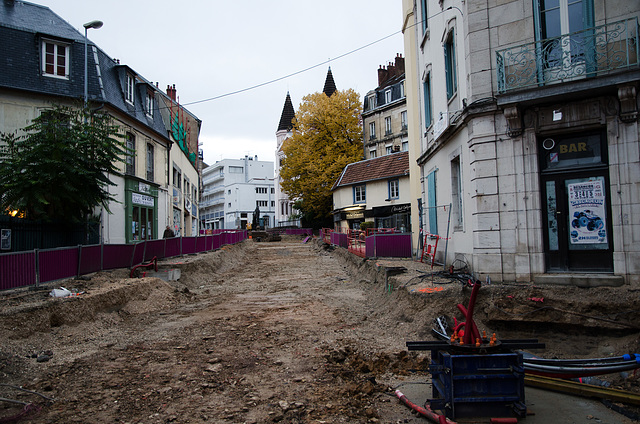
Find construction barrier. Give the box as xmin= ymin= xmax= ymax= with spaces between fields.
xmin=0 ymin=230 xmax=248 ymax=292
xmin=321 ymin=228 xmax=412 ymax=259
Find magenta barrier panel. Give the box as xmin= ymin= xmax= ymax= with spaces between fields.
xmin=78 ymin=245 xmax=102 ymax=275
xmin=131 ymin=242 xmax=145 ymax=267
xmin=196 ymin=236 xmax=207 ymax=253
xmin=0 ymin=251 xmax=36 ymax=290
xmin=39 ymin=247 xmax=78 ymax=284
xmin=366 ymin=234 xmax=412 ymax=258
xmin=286 ymin=228 xmax=312 ymax=236
xmin=144 ymin=239 xmax=166 ymax=262
xmin=165 ymin=237 xmax=181 ymax=258
xmin=182 ymin=237 xmax=197 ymax=255
xmin=211 ymin=234 xmax=221 ymax=251
xmin=330 ymin=232 xmax=348 ymax=248
xmin=103 ymin=244 xmax=135 ymax=270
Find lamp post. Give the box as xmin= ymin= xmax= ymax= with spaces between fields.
xmin=83 ymin=20 xmax=103 ymax=107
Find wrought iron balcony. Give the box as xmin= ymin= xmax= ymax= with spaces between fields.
xmin=496 ymin=18 xmax=638 ymax=94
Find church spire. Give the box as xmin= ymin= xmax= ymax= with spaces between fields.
xmin=323 ymin=67 xmax=337 ymax=97
xmin=277 ymin=91 xmax=295 ymax=132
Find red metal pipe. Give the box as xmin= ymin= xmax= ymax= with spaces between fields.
xmin=463 ymin=281 xmax=482 ymax=345
xmin=395 ymin=390 xmax=456 ymax=424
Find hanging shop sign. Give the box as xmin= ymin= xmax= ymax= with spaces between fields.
xmin=568 ymin=180 xmax=606 ymax=244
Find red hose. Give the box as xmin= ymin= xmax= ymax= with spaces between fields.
xmin=395 ymin=390 xmax=456 ymax=424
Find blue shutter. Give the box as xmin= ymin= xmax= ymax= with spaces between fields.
xmin=426 ymin=171 xmax=438 ymax=234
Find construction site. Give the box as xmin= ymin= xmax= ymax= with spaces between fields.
xmin=1 ymin=235 xmax=639 ymax=423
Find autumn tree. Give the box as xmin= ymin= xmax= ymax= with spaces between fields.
xmin=0 ymin=105 xmax=127 ymax=222
xmin=280 ymin=89 xmax=363 ymax=226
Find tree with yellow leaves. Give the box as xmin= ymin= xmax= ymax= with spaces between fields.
xmin=280 ymin=89 xmax=363 ymax=227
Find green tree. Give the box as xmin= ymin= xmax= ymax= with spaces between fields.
xmin=0 ymin=105 xmax=127 ymax=222
xmin=280 ymin=89 xmax=363 ymax=225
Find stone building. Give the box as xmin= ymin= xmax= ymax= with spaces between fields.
xmin=362 ymin=54 xmax=409 ymax=159
xmin=402 ymin=0 xmax=639 ymax=284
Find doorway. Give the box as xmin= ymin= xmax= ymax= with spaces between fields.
xmin=539 ymin=131 xmax=612 ymax=272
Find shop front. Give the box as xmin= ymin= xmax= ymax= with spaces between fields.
xmin=372 ymin=203 xmax=411 ymax=232
xmin=539 ymin=131 xmax=613 ymax=272
xmin=125 ymin=179 xmax=159 ymax=243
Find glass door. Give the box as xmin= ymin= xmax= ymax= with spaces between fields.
xmin=542 ymin=172 xmax=612 ymax=271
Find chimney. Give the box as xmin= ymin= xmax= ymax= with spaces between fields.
xmin=166 ymin=84 xmax=177 ymax=101
xmin=377 ymin=65 xmax=389 ymax=87
xmin=395 ymin=53 xmax=405 ymax=76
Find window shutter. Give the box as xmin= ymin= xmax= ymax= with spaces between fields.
xmin=426 ymin=171 xmax=438 ymax=234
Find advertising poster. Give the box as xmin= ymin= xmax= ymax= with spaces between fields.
xmin=568 ymin=180 xmax=606 ymax=244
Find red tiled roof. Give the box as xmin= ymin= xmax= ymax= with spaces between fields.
xmin=332 ymin=151 xmax=410 ymax=190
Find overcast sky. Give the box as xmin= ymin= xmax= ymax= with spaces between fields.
xmin=34 ymin=1 xmax=404 ymax=165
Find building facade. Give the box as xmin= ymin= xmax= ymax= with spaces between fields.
xmin=0 ymin=1 xmax=200 ymax=243
xmin=403 ymin=0 xmax=639 ymax=284
xmin=362 ymin=54 xmax=409 ymax=159
xmin=200 ymin=157 xmax=275 ymax=230
xmin=332 ymin=151 xmax=411 ymax=232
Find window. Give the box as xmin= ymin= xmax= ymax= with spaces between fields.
xmin=444 ymin=31 xmax=457 ymax=100
xmin=534 ymin=0 xmax=594 ymax=68
xmin=42 ymin=40 xmax=69 ymax=78
xmin=402 ymin=140 xmax=408 ymax=151
xmin=146 ymin=143 xmax=154 ymax=181
xmin=385 ymin=89 xmax=392 ymax=104
xmin=420 ymin=0 xmax=428 ymax=35
xmin=389 ymin=179 xmax=399 ymax=199
xmin=369 ymin=122 xmax=376 ymax=140
xmin=125 ymin=132 xmax=135 ymax=175
xmin=354 ymin=184 xmax=366 ymax=203
xmin=256 ymin=187 xmax=268 ymax=194
xmin=423 ymin=73 xmax=433 ymax=128
xmin=400 ymin=82 xmax=405 ymax=98
xmin=256 ymin=200 xmax=268 ymax=207
xmin=145 ymin=91 xmax=154 ymax=116
xmin=271 ymin=188 xmax=275 ymax=194
xmin=368 ymin=94 xmax=376 ymax=110
xmin=125 ymin=74 xmax=135 ymax=104
xmin=173 ymin=167 xmax=181 ymax=188
xmin=401 ymin=111 xmax=407 ymax=130
xmin=229 ymin=166 xmax=244 ymax=174
xmin=271 ymin=201 xmax=275 ymax=207
xmin=369 ymin=149 xmax=377 ymax=159
xmin=386 ymin=144 xmax=393 ymax=155
xmin=451 ymin=155 xmax=463 ymax=230
xmin=385 ymin=117 xmax=392 ymax=135
xmin=426 ymin=170 xmax=437 ymax=234
xmin=228 ymin=189 xmax=231 ymax=194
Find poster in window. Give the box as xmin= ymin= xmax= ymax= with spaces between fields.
xmin=568 ymin=180 xmax=606 ymax=244
xmin=1 ymin=229 xmax=10 ymax=250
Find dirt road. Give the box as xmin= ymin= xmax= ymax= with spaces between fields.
xmin=1 ymin=236 xmax=639 ymax=423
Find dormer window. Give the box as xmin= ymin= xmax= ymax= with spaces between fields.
xmin=42 ymin=40 xmax=69 ymax=79
xmin=368 ymin=94 xmax=376 ymax=110
xmin=125 ymin=74 xmax=135 ymax=104
xmin=385 ymin=89 xmax=392 ymax=104
xmin=145 ymin=91 xmax=154 ymax=117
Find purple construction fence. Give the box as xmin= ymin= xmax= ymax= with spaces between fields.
xmin=365 ymin=233 xmax=412 ymax=258
xmin=0 ymin=230 xmax=247 ymax=291
xmin=330 ymin=232 xmax=348 ymax=248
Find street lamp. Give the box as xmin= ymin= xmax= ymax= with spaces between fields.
xmin=83 ymin=20 xmax=103 ymax=106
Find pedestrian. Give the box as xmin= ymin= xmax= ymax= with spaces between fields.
xmin=163 ymin=225 xmax=175 ymax=238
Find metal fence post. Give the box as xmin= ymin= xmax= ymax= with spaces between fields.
xmin=34 ymin=248 xmax=40 ymax=287
xmin=77 ymin=244 xmax=82 ymax=278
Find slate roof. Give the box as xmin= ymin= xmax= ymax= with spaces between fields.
xmin=277 ymin=92 xmax=295 ymax=132
xmin=323 ymin=67 xmax=336 ymax=97
xmin=332 ymin=151 xmax=409 ymax=190
xmin=0 ymin=1 xmax=182 ymax=141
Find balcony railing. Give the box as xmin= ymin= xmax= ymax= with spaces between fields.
xmin=496 ymin=18 xmax=638 ymax=94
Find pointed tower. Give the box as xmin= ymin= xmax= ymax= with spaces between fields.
xmin=275 ymin=92 xmax=296 ymax=227
xmin=323 ymin=67 xmax=337 ymax=97
xmin=277 ymin=92 xmax=295 ymax=133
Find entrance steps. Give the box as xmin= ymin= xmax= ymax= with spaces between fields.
xmin=533 ymin=273 xmax=624 ymax=287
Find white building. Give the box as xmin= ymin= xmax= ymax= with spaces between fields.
xmin=402 ymin=0 xmax=639 ymax=285
xmin=275 ymin=92 xmax=297 ymax=227
xmin=200 ymin=156 xmax=275 ymax=230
